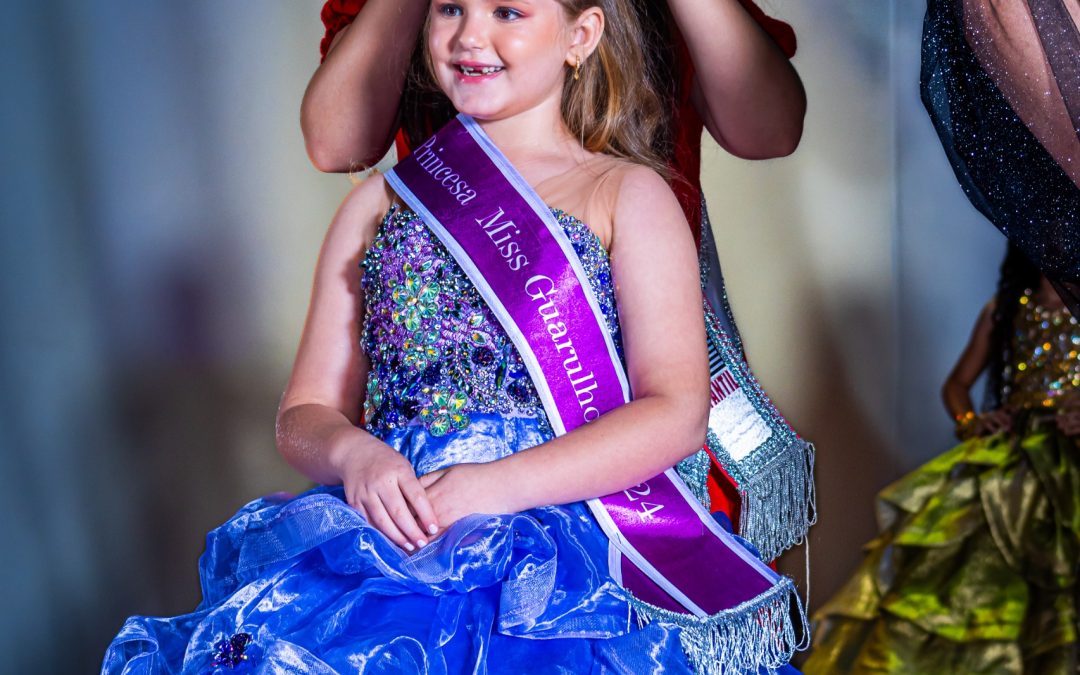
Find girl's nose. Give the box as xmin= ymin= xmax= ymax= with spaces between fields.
xmin=456 ymin=13 xmax=488 ymax=50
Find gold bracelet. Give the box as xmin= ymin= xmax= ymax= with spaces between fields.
xmin=954 ymin=410 xmax=977 ymax=439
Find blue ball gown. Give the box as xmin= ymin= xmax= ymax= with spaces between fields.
xmin=102 ymin=207 xmax=796 ymax=674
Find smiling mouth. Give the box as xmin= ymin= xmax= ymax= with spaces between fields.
xmin=456 ymin=64 xmax=505 ymax=77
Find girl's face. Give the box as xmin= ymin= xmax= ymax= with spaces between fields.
xmin=427 ymin=1 xmax=579 ymax=122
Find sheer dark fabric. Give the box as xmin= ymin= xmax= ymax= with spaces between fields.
xmin=922 ymin=0 xmax=1080 ymax=314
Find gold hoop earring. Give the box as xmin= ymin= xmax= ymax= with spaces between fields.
xmin=573 ymin=56 xmax=581 ymax=82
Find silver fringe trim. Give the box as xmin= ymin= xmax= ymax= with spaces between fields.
xmin=675 ymin=448 xmax=713 ymax=511
xmin=631 ymin=575 xmax=809 ymax=674
xmin=737 ymin=439 xmax=817 ymax=564
xmin=701 ymin=298 xmax=816 ymax=561
xmin=696 ymin=195 xmax=817 ymax=560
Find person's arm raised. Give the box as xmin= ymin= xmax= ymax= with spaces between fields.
xmin=276 ymin=176 xmax=439 ymax=550
xmin=301 ymin=1 xmax=429 ymax=172
xmin=419 ymin=166 xmax=710 ymax=527
xmin=668 ymin=0 xmax=806 ymax=159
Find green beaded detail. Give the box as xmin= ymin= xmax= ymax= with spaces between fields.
xmin=419 ymin=389 xmax=470 ymax=436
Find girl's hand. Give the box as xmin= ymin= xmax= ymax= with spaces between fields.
xmin=1056 ymin=404 xmax=1080 ymax=436
xmin=339 ymin=439 xmax=439 ymax=552
xmin=419 ymin=463 xmax=514 ymax=535
xmin=974 ymin=408 xmax=1013 ymax=437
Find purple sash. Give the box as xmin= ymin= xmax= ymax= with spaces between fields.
xmin=385 ymin=115 xmax=804 ymax=669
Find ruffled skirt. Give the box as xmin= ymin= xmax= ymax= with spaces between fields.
xmin=805 ymin=413 xmax=1080 ymax=674
xmin=102 ymin=416 xmax=698 ymax=674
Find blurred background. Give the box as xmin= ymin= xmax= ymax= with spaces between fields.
xmin=0 ymin=1 xmax=1005 ymax=672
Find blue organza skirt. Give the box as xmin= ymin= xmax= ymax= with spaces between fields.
xmin=103 ymin=416 xmax=695 ymax=674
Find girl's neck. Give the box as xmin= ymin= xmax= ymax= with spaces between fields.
xmin=475 ymin=101 xmax=583 ymax=167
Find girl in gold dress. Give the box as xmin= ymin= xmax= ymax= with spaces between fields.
xmin=807 ymin=245 xmax=1080 ymax=673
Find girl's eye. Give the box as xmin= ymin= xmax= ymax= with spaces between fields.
xmin=493 ymin=7 xmax=524 ymax=21
xmin=437 ymin=3 xmax=463 ymax=17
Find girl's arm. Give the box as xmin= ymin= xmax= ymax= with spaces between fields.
xmin=420 ymin=167 xmax=710 ymax=526
xmin=668 ymin=0 xmax=806 ymax=159
xmin=276 ymin=176 xmax=439 ymax=550
xmin=942 ymin=301 xmax=1011 ymax=436
xmin=942 ymin=302 xmax=994 ymax=417
xmin=301 ymin=1 xmax=428 ymax=172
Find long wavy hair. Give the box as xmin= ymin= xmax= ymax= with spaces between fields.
xmin=401 ymin=0 xmax=673 ymax=176
xmin=985 ymin=244 xmax=1043 ymax=409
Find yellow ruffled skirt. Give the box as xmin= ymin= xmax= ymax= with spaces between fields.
xmin=805 ymin=413 xmax=1080 ymax=674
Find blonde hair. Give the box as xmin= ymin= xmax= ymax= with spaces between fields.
xmin=400 ymin=0 xmax=671 ymax=177
xmin=557 ymin=0 xmax=670 ymax=176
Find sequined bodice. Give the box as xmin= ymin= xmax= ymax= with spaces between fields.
xmin=360 ymin=206 xmax=621 ymax=437
xmin=1003 ymin=290 xmax=1080 ymax=409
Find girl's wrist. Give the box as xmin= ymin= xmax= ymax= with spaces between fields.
xmin=327 ymin=424 xmax=375 ymax=479
xmin=954 ymin=410 xmax=978 ymax=440
xmin=488 ymin=454 xmax=537 ymax=513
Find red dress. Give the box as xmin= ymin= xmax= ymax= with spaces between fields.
xmin=317 ymin=0 xmax=797 ymax=527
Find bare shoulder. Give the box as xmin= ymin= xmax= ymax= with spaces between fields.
xmin=612 ymin=163 xmax=673 ymax=200
xmin=323 ymin=173 xmax=395 ymax=259
xmin=609 ymin=163 xmax=688 ymax=246
xmin=337 ymin=174 xmax=394 ymax=233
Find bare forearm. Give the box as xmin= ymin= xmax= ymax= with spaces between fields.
xmin=275 ymin=402 xmax=374 ymax=485
xmin=494 ymin=395 xmax=708 ymax=512
xmin=301 ymin=0 xmax=429 ymax=172
xmin=668 ymin=0 xmax=806 ymax=158
xmin=942 ymin=379 xmax=976 ymax=419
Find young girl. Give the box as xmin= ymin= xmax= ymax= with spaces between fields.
xmin=303 ymin=0 xmax=809 ymax=538
xmin=805 ymin=245 xmax=1080 ymax=673
xmin=102 ymin=1 xmax=804 ymax=673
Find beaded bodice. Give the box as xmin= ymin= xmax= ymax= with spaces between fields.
xmin=1003 ymin=290 xmax=1080 ymax=409
xmin=360 ymin=206 xmax=621 ymax=437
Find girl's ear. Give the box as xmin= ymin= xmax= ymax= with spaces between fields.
xmin=566 ymin=7 xmax=604 ymax=67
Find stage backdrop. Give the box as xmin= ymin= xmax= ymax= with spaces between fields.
xmin=700 ymin=0 xmax=1003 ymax=616
xmin=0 ymin=1 xmax=1003 ymax=672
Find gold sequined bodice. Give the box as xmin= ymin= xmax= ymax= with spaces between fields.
xmin=1003 ymin=290 xmax=1080 ymax=409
